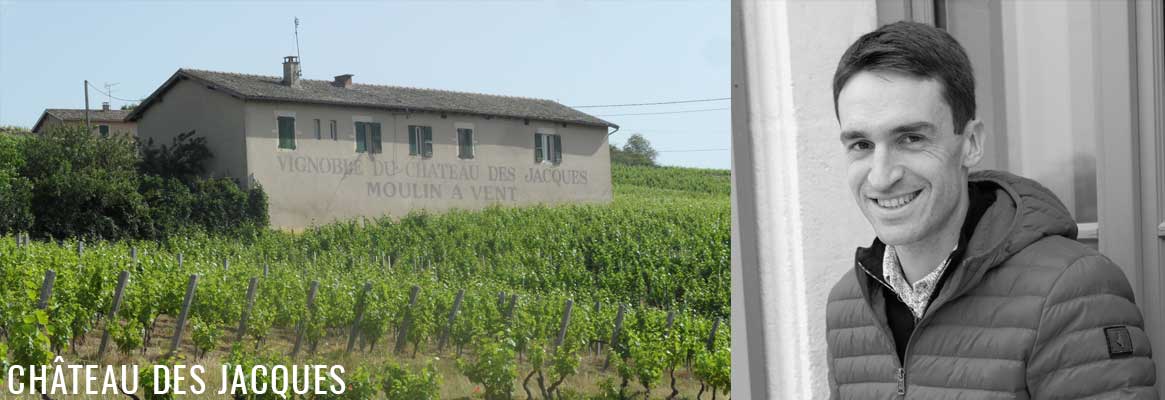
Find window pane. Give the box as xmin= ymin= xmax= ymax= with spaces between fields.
xmin=991 ymin=3 xmax=1100 ymax=223
xmin=314 ymin=119 xmax=321 ymax=140
xmin=552 ymin=135 xmax=562 ymax=163
xmin=459 ymin=128 xmax=473 ymax=159
xmin=422 ymin=127 xmax=433 ymax=157
xmin=278 ymin=117 xmax=295 ymax=149
xmin=99 ymin=125 xmax=109 ymax=138
xmin=409 ymin=126 xmax=418 ymax=155
xmin=330 ymin=120 xmax=337 ymax=140
xmin=370 ymin=123 xmax=382 ymax=154
xmin=355 ymin=122 xmax=366 ymax=153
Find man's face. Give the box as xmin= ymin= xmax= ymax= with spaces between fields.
xmin=836 ymin=70 xmax=981 ymax=247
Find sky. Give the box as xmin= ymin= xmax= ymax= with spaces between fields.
xmin=0 ymin=0 xmax=730 ymax=169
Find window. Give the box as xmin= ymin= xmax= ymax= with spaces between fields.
xmin=408 ymin=125 xmax=433 ymax=158
xmin=277 ymin=116 xmax=296 ymax=149
xmin=534 ymin=133 xmax=562 ymax=164
xmin=355 ymin=122 xmax=383 ymax=153
xmin=98 ymin=125 xmax=109 ymax=138
xmin=314 ymin=119 xmax=321 ymax=140
xmin=457 ymin=127 xmax=474 ymax=159
xmin=329 ymin=120 xmax=337 ymax=140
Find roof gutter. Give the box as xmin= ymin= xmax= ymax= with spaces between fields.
xmin=607 ymin=125 xmax=620 ymax=137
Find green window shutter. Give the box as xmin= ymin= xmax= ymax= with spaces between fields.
xmin=355 ymin=122 xmax=367 ymax=152
xmin=99 ymin=125 xmax=109 ymax=138
xmin=422 ymin=127 xmax=433 ymax=157
xmin=552 ymin=135 xmax=562 ymax=163
xmin=534 ymin=133 xmax=544 ymax=162
xmin=370 ymin=123 xmax=382 ymax=154
xmin=409 ymin=126 xmax=419 ymax=155
xmin=278 ymin=116 xmax=296 ymax=149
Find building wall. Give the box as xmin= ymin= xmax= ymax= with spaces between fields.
xmin=242 ymin=101 xmax=612 ymax=228
xmin=36 ymin=117 xmax=137 ymax=137
xmin=732 ymin=1 xmax=877 ymax=398
xmin=135 ymin=78 xmax=248 ymax=182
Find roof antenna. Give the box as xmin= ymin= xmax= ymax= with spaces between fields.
xmin=103 ymin=82 xmax=119 ymax=105
xmin=294 ymin=17 xmax=303 ymax=78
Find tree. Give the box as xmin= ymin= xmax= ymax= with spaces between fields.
xmin=622 ymin=134 xmax=658 ymax=163
xmin=120 ymin=103 xmax=138 ymax=111
xmin=610 ymin=134 xmax=657 ymax=167
xmin=137 ymin=130 xmax=213 ymax=184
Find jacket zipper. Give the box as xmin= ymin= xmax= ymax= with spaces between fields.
xmin=861 ymin=253 xmax=990 ymax=399
xmin=857 ymin=261 xmax=908 ymax=397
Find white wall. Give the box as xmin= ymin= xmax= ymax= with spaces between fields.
xmin=242 ymin=101 xmax=612 ymax=228
xmin=732 ymin=1 xmax=876 ymax=398
xmin=135 ymin=78 xmax=249 ymax=182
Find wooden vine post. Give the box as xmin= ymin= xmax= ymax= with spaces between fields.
xmin=291 ymin=281 xmax=320 ymax=358
xmin=555 ymin=299 xmax=574 ymax=350
xmin=235 ymin=277 xmax=260 ymax=342
xmin=394 ymin=285 xmax=421 ymax=354
xmin=168 ymin=274 xmax=199 ymax=357
xmin=98 ymin=271 xmax=130 ymax=357
xmin=346 ymin=282 xmax=373 ymax=354
xmin=504 ymin=294 xmax=519 ymax=326
xmin=37 ymin=270 xmax=56 ymax=310
xmin=603 ymin=304 xmax=627 ymax=371
xmin=437 ymin=289 xmax=465 ymax=351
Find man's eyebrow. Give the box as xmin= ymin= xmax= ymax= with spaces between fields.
xmin=839 ymin=130 xmax=866 ymax=142
xmin=889 ymin=122 xmax=936 ymax=134
xmin=840 ymin=122 xmax=937 ymax=142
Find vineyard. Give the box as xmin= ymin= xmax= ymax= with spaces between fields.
xmin=0 ymin=163 xmax=731 ymax=399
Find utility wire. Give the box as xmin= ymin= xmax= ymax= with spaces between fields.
xmin=595 ymin=107 xmax=730 ymax=117
xmin=657 ymin=148 xmax=730 ymax=153
xmin=87 ymin=81 xmax=144 ymax=103
xmin=571 ymin=97 xmax=729 ymax=108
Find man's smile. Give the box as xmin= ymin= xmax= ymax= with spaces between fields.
xmin=869 ymin=188 xmax=924 ymax=210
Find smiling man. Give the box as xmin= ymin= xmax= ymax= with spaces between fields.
xmin=824 ymin=22 xmax=1157 ymax=399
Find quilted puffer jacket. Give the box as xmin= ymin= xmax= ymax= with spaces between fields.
xmin=826 ymin=170 xmax=1157 ymax=399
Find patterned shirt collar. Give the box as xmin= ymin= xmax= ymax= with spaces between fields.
xmin=882 ymin=243 xmax=959 ymax=319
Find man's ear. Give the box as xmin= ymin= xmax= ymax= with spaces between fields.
xmin=960 ymin=119 xmax=984 ymax=168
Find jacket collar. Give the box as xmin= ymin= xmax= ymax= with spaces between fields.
xmin=854 ymin=170 xmax=1078 ymax=304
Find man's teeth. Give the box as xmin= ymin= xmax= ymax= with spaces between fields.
xmin=876 ymin=191 xmax=918 ymax=209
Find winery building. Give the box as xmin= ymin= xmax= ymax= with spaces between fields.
xmin=32 ymin=103 xmax=136 ymax=137
xmin=127 ymin=57 xmax=617 ymax=228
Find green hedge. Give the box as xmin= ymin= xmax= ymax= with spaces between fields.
xmin=1 ymin=125 xmax=267 ymax=240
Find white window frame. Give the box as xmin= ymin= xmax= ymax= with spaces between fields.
xmin=409 ymin=125 xmax=434 ymax=158
xmin=535 ymin=128 xmax=561 ymax=164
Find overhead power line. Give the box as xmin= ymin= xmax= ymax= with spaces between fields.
xmin=87 ymin=81 xmax=144 ymax=103
xmin=595 ymin=107 xmax=730 ymax=117
xmin=571 ymin=97 xmax=730 ymax=108
xmin=656 ymin=148 xmax=730 ymax=153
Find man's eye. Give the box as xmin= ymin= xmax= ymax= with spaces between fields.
xmin=901 ymin=134 xmax=924 ymax=144
xmin=849 ymin=141 xmax=872 ymax=151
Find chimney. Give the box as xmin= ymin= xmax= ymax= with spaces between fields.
xmin=282 ymin=56 xmax=301 ymax=87
xmin=101 ymin=102 xmax=110 ymax=111
xmin=332 ymin=74 xmax=354 ymax=88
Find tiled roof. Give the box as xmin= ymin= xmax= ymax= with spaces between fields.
xmin=129 ymin=68 xmax=616 ymax=129
xmin=44 ymin=109 xmax=130 ymax=122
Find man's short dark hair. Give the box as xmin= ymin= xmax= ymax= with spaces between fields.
xmin=832 ymin=21 xmax=976 ymax=135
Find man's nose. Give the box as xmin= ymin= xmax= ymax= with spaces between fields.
xmin=866 ymin=148 xmax=903 ymax=192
